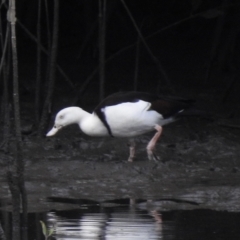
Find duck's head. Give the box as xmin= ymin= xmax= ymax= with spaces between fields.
xmin=46 ymin=107 xmax=84 ymax=137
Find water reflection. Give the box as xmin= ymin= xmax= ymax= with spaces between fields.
xmin=47 ymin=203 xmax=162 ymax=239
xmin=1 ymin=198 xmax=240 ymax=239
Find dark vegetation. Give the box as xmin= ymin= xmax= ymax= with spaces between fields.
xmin=0 ymin=0 xmax=240 ymax=239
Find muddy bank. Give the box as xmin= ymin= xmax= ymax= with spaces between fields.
xmin=1 ymin=118 xmax=240 ymax=212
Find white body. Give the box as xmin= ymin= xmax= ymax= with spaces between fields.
xmin=46 ymin=100 xmax=174 ymax=138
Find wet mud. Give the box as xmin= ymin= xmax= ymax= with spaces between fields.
xmin=1 ymin=117 xmax=240 ymax=212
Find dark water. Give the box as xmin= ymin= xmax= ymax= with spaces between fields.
xmin=1 ymin=198 xmax=240 ymax=240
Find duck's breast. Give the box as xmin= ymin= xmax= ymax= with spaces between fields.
xmin=80 ymin=114 xmax=109 ymax=137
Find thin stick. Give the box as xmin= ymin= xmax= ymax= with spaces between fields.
xmin=98 ymin=0 xmax=107 ymax=101
xmin=0 ymin=25 xmax=9 ymax=75
xmin=8 ymin=0 xmax=26 ymax=239
xmin=44 ymin=0 xmax=51 ymax=49
xmin=35 ymin=0 xmax=42 ymax=124
xmin=38 ymin=0 xmax=59 ymax=135
xmin=120 ymin=0 xmax=171 ymax=91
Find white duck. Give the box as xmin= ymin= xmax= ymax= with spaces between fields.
xmin=46 ymin=91 xmax=194 ymax=162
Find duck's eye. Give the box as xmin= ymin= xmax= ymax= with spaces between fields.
xmin=59 ymin=115 xmax=64 ymax=119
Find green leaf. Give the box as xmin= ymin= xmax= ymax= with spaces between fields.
xmin=48 ymin=228 xmax=54 ymax=237
xmin=40 ymin=221 xmax=47 ymax=237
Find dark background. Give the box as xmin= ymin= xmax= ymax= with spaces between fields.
xmin=3 ymin=0 xmax=240 ymax=117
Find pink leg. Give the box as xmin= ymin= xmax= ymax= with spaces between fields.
xmin=128 ymin=139 xmax=136 ymax=162
xmin=146 ymin=125 xmax=163 ymax=161
xmin=151 ymin=210 xmax=162 ymax=224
